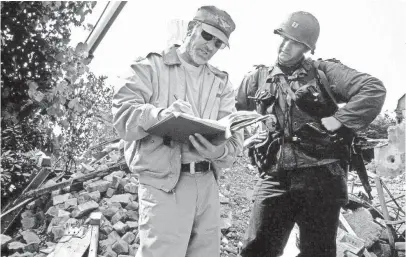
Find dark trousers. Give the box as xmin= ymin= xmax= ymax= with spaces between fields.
xmin=241 ymin=164 xmax=347 ymax=257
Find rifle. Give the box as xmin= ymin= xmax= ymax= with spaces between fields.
xmin=316 ymin=67 xmax=373 ymax=200
xmin=350 ymin=137 xmax=373 ymax=200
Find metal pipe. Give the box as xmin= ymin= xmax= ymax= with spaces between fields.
xmin=85 ymin=1 xmax=127 ymax=57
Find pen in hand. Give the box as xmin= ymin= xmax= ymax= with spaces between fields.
xmin=173 ymin=94 xmax=178 ymax=101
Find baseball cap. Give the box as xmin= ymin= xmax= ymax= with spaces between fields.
xmin=193 ymin=6 xmax=236 ymax=47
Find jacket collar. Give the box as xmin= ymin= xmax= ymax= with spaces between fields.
xmin=162 ymin=44 xmax=182 ymax=65
xmin=161 ymin=44 xmax=227 ymax=80
xmin=266 ymin=58 xmax=311 ymax=82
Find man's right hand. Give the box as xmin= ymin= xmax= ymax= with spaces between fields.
xmin=159 ymin=99 xmax=194 ymax=119
xmin=244 ymin=131 xmax=268 ymax=148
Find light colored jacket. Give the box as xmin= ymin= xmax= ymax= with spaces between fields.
xmin=112 ymin=45 xmax=243 ymax=192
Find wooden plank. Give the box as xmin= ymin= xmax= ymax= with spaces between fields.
xmin=1 ymin=167 xmax=51 ymax=234
xmin=339 ymin=211 xmax=374 ymax=257
xmin=374 ymin=176 xmax=396 ymax=256
xmin=51 ymin=226 xmax=92 ymax=257
xmin=87 ymin=225 xmax=99 ymax=257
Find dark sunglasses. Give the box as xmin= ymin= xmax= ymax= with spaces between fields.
xmin=200 ymin=30 xmax=226 ymax=49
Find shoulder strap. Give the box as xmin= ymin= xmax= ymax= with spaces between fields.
xmin=315 ymin=66 xmax=339 ymax=106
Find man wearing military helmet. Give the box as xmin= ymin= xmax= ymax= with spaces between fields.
xmin=113 ymin=5 xmax=243 ymax=257
xmin=236 ymin=11 xmax=386 ymax=257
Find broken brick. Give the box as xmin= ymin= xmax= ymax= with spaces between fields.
xmin=112 ymin=239 xmax=129 ymax=255
xmin=1 ymin=234 xmax=12 ymax=247
xmin=110 ymin=194 xmax=132 ymax=205
xmin=106 ymin=188 xmax=116 ymax=198
xmin=8 ymin=241 xmax=26 ymax=251
xmin=111 ymin=209 xmax=127 ymax=225
xmin=85 ymin=180 xmax=111 ymax=193
xmin=126 ymin=221 xmax=138 ymax=230
xmin=51 ymin=226 xmax=65 ymax=242
xmin=121 ymin=232 xmax=135 ymax=244
xmin=125 ymin=202 xmax=139 ymax=211
xmin=64 ymin=198 xmax=78 ymax=208
xmin=71 ymin=200 xmax=99 ymax=218
xmin=21 ymin=231 xmax=41 ymax=245
xmin=126 ymin=210 xmax=138 ymax=221
xmin=104 ymin=246 xmax=118 ymax=257
xmin=113 ymin=221 xmax=129 ymax=235
xmin=53 ymin=193 xmax=71 ymax=205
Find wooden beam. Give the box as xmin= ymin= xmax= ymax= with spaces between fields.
xmin=374 ymin=176 xmax=396 ymax=256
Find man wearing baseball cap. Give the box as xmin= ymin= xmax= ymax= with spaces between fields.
xmin=112 ymin=5 xmax=242 ymax=257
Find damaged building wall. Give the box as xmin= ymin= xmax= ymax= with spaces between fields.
xmin=375 ymin=95 xmax=406 ymax=177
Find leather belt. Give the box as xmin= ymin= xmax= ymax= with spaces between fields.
xmin=181 ymin=161 xmax=212 ymax=173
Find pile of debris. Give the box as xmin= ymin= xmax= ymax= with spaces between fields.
xmin=1 ymin=169 xmax=141 ymax=257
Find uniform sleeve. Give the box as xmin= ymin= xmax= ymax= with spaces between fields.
xmin=235 ymin=69 xmax=259 ymax=111
xmin=317 ymin=60 xmax=386 ymax=131
xmin=212 ymin=80 xmax=244 ymax=169
xmin=112 ymin=56 xmax=164 ymax=142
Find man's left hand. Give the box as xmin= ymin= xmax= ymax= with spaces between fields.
xmin=321 ymin=116 xmax=342 ymax=132
xmin=189 ymin=133 xmax=227 ymax=160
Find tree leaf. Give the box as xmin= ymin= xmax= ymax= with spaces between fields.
xmin=68 ymin=98 xmax=79 ymax=109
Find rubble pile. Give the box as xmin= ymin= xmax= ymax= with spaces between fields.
xmin=1 ymin=170 xmax=141 ymax=257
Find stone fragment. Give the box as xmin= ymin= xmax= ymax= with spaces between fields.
xmin=85 ymin=180 xmax=111 ymax=193
xmin=8 ymin=241 xmax=26 ymax=251
xmin=21 ymin=231 xmax=41 ymax=244
xmin=1 ymin=234 xmax=12 ymax=247
xmin=58 ymin=209 xmax=71 ymax=218
xmin=9 ymin=253 xmax=34 ymax=257
xmin=343 ymin=207 xmax=383 ymax=248
xmin=110 ymin=176 xmax=121 ymax=189
xmin=53 ymin=193 xmax=71 ymax=205
xmin=121 ymin=232 xmax=135 ymax=244
xmin=126 ymin=221 xmax=138 ymax=230
xmin=106 ymin=188 xmax=116 ymax=198
xmin=112 ymin=239 xmax=129 ymax=255
xmin=51 ymin=226 xmax=65 ymax=241
xmin=113 ymin=221 xmax=129 ymax=235
xmin=100 ymin=238 xmax=117 ymax=254
xmin=104 ymin=246 xmax=118 ymax=257
xmin=111 ymin=170 xmax=126 ymax=178
xmin=125 ymin=201 xmax=139 ymax=211
xmin=109 ymin=231 xmax=122 ymax=241
xmin=124 ymin=183 xmax=138 ymax=194
xmin=220 ymin=211 xmax=233 ymax=232
xmin=72 ymin=200 xmax=99 ymax=218
xmin=89 ymin=191 xmax=101 ymax=202
xmin=64 ymin=198 xmax=78 ymax=208
xmin=21 ymin=216 xmax=37 ymax=230
xmin=45 ymin=206 xmax=59 ymax=218
xmin=101 ymin=225 xmax=114 ymax=236
xmin=111 ymin=209 xmax=127 ymax=224
xmin=24 ymin=242 xmax=39 ymax=253
xmin=126 ymin=210 xmax=138 ymax=221
xmin=110 ymin=194 xmax=132 ymax=205
xmin=100 ymin=205 xmax=120 ymax=219
xmin=128 ymin=244 xmax=139 ymax=256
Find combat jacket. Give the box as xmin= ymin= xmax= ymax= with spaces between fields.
xmin=113 ymin=45 xmax=243 ymax=192
xmin=236 ymin=58 xmax=386 ymax=170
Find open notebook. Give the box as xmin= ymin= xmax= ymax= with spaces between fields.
xmin=146 ymin=111 xmax=273 ymax=143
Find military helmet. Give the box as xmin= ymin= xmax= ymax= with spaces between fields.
xmin=274 ymin=11 xmax=320 ymax=54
